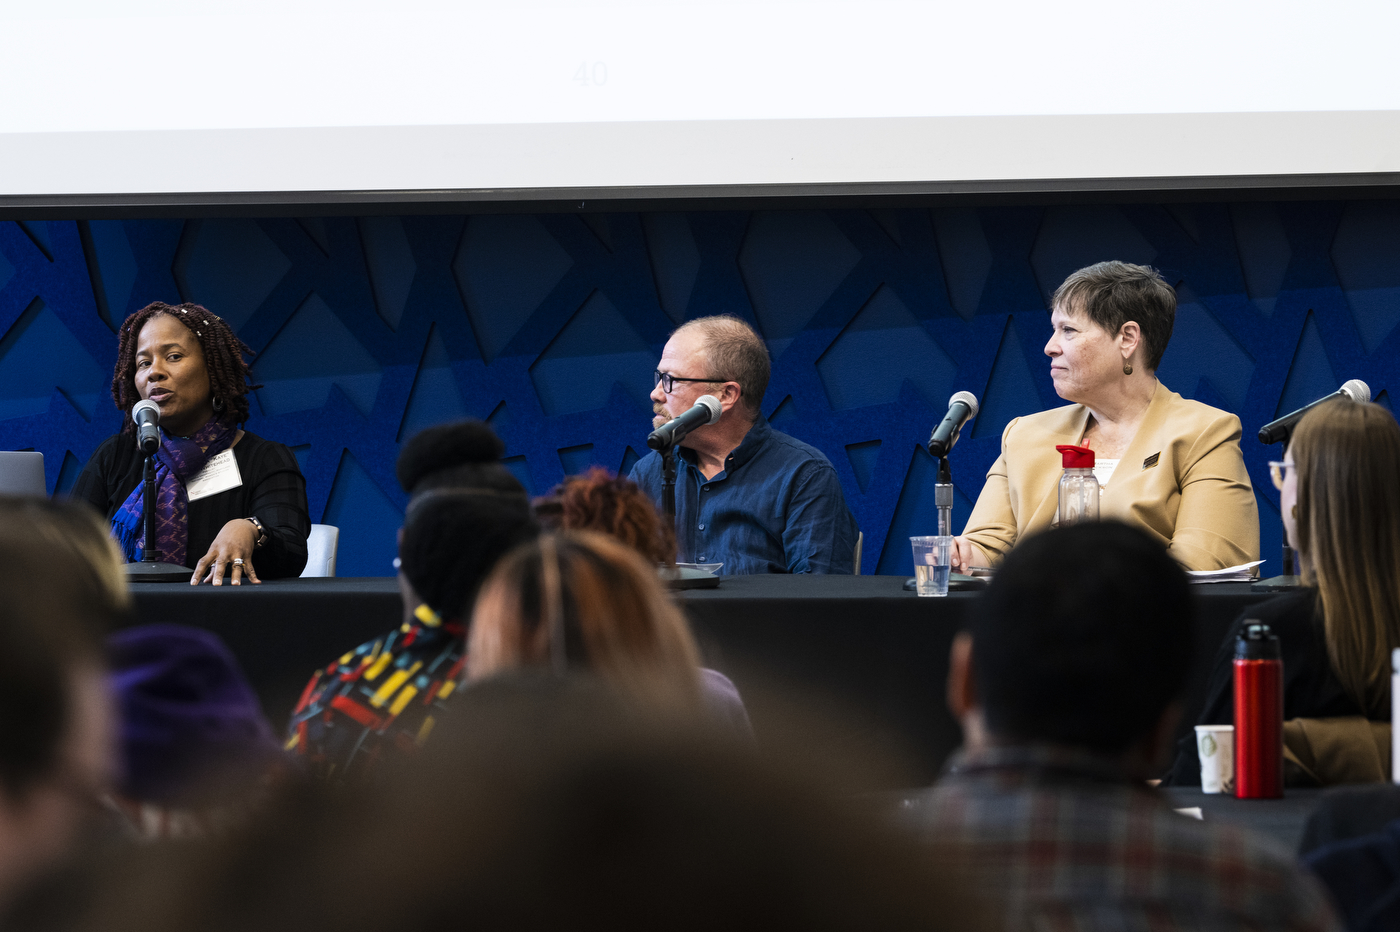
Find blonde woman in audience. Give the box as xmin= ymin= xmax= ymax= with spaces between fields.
xmin=1170 ymin=399 xmax=1400 ymax=784
xmin=532 ymin=470 xmax=754 ymax=733
xmin=468 ymin=531 xmax=703 ymax=709
xmin=15 ymin=498 xmax=130 ymax=615
xmin=0 ymin=499 xmax=120 ymax=912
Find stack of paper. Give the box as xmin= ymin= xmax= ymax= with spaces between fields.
xmin=1186 ymin=560 xmax=1266 ymax=584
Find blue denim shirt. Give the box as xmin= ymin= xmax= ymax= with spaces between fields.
xmin=630 ymin=415 xmax=858 ymax=575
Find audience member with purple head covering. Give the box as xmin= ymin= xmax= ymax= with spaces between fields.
xmin=107 ymin=625 xmax=286 ymax=838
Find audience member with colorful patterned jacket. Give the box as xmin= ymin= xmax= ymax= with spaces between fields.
xmin=286 ymin=421 xmax=538 ymax=782
xmin=288 ymin=604 xmax=469 ymax=781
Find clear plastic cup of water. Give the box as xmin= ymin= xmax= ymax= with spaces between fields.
xmin=910 ymin=536 xmax=954 ymax=597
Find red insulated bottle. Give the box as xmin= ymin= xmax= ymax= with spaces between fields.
xmin=1233 ymin=622 xmax=1283 ymax=799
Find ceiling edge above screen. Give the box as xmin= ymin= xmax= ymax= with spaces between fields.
xmin=7 ymin=173 xmax=1400 ymax=221
xmin=4 ymin=111 xmax=1400 ymax=213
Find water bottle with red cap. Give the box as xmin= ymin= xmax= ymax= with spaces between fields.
xmin=1055 ymin=444 xmax=1099 ymax=526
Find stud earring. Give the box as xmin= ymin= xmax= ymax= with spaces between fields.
xmin=1123 ymin=363 xmax=1133 ymax=375
xmin=1292 ymin=505 xmax=1298 ymax=519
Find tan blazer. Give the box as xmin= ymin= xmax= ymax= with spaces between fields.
xmin=962 ymin=382 xmax=1259 ymax=571
xmin=1284 ymin=717 xmax=1392 ymax=787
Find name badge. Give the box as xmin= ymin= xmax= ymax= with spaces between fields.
xmin=185 ymin=450 xmax=243 ymax=502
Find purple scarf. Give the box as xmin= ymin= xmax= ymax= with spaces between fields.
xmin=113 ymin=418 xmax=238 ymax=567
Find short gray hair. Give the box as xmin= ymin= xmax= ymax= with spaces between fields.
xmin=674 ymin=315 xmax=770 ymax=418
xmin=1051 ymin=261 xmax=1176 ymax=370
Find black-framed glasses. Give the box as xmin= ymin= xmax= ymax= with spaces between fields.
xmin=654 ymin=370 xmax=727 ymax=393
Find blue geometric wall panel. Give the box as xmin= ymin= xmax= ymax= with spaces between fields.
xmin=1 ymin=202 xmax=1395 ymax=577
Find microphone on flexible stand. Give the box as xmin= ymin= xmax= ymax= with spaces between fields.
xmin=649 ymin=395 xmax=722 ymax=526
xmin=648 ymin=395 xmax=722 ymax=450
xmin=1253 ymin=379 xmax=1370 ymax=593
xmin=904 ymin=391 xmax=982 ymax=593
xmin=1257 ymin=379 xmax=1370 ymax=445
xmin=930 ymin=391 xmax=979 ymax=538
xmin=124 ymin=399 xmax=191 ymax=583
xmin=927 ymin=391 xmax=980 ymax=459
xmin=132 ymin=399 xmax=162 ymax=454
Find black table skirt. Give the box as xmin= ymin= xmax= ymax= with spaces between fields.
xmin=126 ymin=578 xmax=403 ymax=730
xmin=127 ymin=576 xmax=1279 ymax=784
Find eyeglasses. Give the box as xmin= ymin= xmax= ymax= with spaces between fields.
xmin=654 ymin=370 xmax=727 ymax=394
xmin=1267 ymin=461 xmax=1295 ymax=491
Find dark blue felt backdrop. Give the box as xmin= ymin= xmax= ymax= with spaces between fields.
xmin=0 ymin=203 xmax=1395 ymax=576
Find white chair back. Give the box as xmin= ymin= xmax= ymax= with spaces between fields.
xmin=0 ymin=452 xmax=44 ymax=496
xmin=302 ymin=524 xmax=340 ymax=577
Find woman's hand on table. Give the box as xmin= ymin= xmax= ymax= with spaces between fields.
xmin=951 ymin=537 xmax=988 ymax=576
xmin=192 ymin=520 xmax=261 ymax=586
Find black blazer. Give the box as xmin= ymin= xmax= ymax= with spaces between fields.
xmin=72 ymin=429 xmax=310 ymax=578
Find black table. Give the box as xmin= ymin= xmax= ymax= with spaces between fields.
xmin=128 ymin=576 xmax=1280 ymax=784
xmin=680 ymin=577 xmax=1272 ymax=782
xmin=126 ymin=578 xmax=402 ymax=728
xmin=1163 ymin=787 xmax=1323 ymax=851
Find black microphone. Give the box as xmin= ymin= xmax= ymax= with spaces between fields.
xmin=1258 ymin=379 xmax=1370 ymax=445
xmin=132 ymin=399 xmax=161 ymax=454
xmin=648 ymin=395 xmax=722 ymax=450
xmin=927 ymin=391 xmax=980 ymax=458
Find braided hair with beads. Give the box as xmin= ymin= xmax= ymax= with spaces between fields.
xmin=111 ymin=302 xmax=259 ymax=431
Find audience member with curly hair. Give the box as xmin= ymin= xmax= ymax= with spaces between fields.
xmin=72 ymin=302 xmax=310 ymax=583
xmin=535 ymin=467 xmax=676 ymax=565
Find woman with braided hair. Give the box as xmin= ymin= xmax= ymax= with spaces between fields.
xmin=72 ymin=302 xmax=310 ymax=583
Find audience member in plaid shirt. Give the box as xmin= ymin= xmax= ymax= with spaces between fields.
xmin=286 ymin=422 xmax=538 ymax=782
xmin=915 ymin=522 xmax=1340 ymax=932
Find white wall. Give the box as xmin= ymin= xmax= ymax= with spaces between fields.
xmin=3 ymin=0 xmax=1397 ymax=195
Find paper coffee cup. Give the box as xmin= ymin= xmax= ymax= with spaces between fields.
xmin=1196 ymin=724 xmax=1235 ymax=794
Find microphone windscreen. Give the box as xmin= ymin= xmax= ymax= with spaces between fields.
xmin=1341 ymin=379 xmax=1371 ymax=403
xmin=696 ymin=395 xmax=722 ymax=424
xmin=132 ymin=399 xmax=161 ymax=424
xmin=948 ymin=390 xmax=980 ymax=419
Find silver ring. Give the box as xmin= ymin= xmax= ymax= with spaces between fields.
xmin=232 ymin=558 xmax=245 ymax=566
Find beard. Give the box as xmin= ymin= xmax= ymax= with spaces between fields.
xmin=652 ymin=409 xmax=669 ymax=430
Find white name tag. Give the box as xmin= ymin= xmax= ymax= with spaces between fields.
xmin=185 ymin=449 xmax=243 ymax=502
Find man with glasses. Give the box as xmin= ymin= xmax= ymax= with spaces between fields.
xmin=630 ymin=315 xmax=857 ymax=575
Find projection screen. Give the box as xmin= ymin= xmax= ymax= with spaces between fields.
xmin=2 ymin=0 xmax=1398 ymax=205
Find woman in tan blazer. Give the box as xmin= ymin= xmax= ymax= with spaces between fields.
xmin=956 ymin=261 xmax=1259 ymax=573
